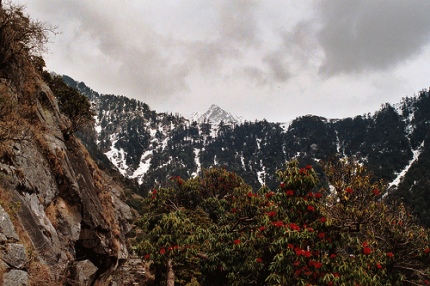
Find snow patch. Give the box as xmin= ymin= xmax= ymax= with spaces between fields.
xmin=192 ymin=148 xmax=201 ymax=177
xmin=279 ymin=120 xmax=293 ymax=131
xmin=388 ymin=141 xmax=424 ymax=190
xmin=131 ymin=149 xmax=153 ymax=184
xmin=257 ymin=162 xmax=266 ymax=186
xmin=105 ymin=138 xmax=129 ymax=176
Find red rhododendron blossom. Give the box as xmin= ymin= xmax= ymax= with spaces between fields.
xmin=295 ymin=248 xmax=304 ymax=256
xmin=318 ymin=232 xmax=325 ymax=239
xmin=160 ymin=248 xmax=166 ymax=255
xmin=247 ymin=192 xmax=253 ymax=197
xmin=363 ymin=247 xmax=372 ymax=255
xmin=234 ymin=239 xmax=241 ymax=245
xmin=272 ymin=221 xmax=284 ymax=227
xmin=309 ymin=260 xmax=322 ymax=269
xmin=289 ymin=223 xmax=301 ymax=231
xmin=315 ymin=193 xmax=322 ymax=199
xmin=306 ymin=165 xmax=313 ymax=170
xmin=362 ymin=241 xmax=369 ymax=247
xmin=330 ymin=254 xmax=336 ymax=259
xmin=256 ymin=258 xmax=263 ymax=263
xmin=308 ymin=192 xmax=314 ymax=198
xmin=267 ymin=211 xmax=276 ymax=217
xmin=152 ymin=189 xmax=157 ymax=195
xmin=288 ymin=244 xmax=295 ymax=249
xmin=373 ymin=189 xmax=381 ymax=196
xmin=259 ymin=226 xmax=266 ymax=232
xmin=286 ymin=190 xmax=294 ymax=196
xmin=319 ymin=217 xmax=327 ymax=223
xmin=295 ymin=248 xmax=311 ymax=257
xmin=144 ymin=254 xmax=150 ymax=260
xmin=303 ymin=250 xmax=312 ymax=258
xmin=173 ymin=245 xmax=179 ymax=250
xmin=387 ymin=252 xmax=394 ymax=258
xmin=299 ymin=168 xmax=307 ymax=175
xmin=376 ymin=263 xmax=382 ymax=269
xmin=307 ymin=205 xmax=315 ymax=212
xmin=345 ymin=188 xmax=353 ymax=194
xmin=280 ymin=182 xmax=285 ymax=188
xmin=424 ymin=247 xmax=430 ymax=254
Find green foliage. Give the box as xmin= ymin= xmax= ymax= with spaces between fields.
xmin=45 ymin=75 xmax=94 ymax=136
xmin=135 ymin=160 xmax=430 ymax=285
xmin=324 ymin=159 xmax=430 ymax=284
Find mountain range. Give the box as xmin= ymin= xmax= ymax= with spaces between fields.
xmin=62 ymin=75 xmax=430 ymax=227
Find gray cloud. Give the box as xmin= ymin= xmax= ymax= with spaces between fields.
xmin=18 ymin=0 xmax=430 ymax=122
xmin=217 ymin=0 xmax=259 ymax=47
xmin=68 ymin=2 xmax=191 ymax=101
xmin=185 ymin=1 xmax=260 ymax=75
xmin=258 ymin=21 xmax=320 ymax=84
xmin=70 ymin=0 xmax=263 ymax=102
xmin=316 ymin=0 xmax=430 ymax=75
xmin=262 ymin=51 xmax=291 ymax=82
xmin=20 ymin=0 xmax=192 ymax=104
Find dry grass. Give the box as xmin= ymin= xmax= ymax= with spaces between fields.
xmin=28 ymin=260 xmax=56 ymax=286
xmin=0 ymin=186 xmax=20 ymax=218
xmin=33 ymin=131 xmax=65 ymax=179
xmin=0 ymin=261 xmax=5 ymax=284
xmin=44 ymin=201 xmax=57 ymax=228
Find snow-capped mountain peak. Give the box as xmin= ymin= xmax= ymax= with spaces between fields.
xmin=191 ymin=104 xmax=244 ymax=124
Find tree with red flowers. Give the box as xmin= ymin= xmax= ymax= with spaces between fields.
xmin=135 ymin=160 xmax=430 ymax=285
xmin=322 ymin=159 xmax=430 ymax=285
xmin=135 ymin=168 xmax=249 ymax=285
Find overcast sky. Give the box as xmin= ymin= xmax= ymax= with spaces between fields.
xmin=16 ymin=0 xmax=430 ymax=122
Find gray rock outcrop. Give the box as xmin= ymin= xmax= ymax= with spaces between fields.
xmin=0 ymin=42 xmax=132 ymax=286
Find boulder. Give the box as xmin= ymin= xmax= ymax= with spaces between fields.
xmin=3 ymin=269 xmax=28 ymax=286
xmin=0 ymin=205 xmax=18 ymax=241
xmin=0 ymin=243 xmax=27 ymax=269
xmin=73 ymin=259 xmax=98 ymax=286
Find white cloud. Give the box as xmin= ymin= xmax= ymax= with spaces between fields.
xmin=16 ymin=0 xmax=430 ymax=122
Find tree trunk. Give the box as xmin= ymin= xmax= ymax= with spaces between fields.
xmin=166 ymin=257 xmax=175 ymax=286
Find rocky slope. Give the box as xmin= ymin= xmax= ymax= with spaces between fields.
xmin=0 ymin=5 xmax=133 ymax=285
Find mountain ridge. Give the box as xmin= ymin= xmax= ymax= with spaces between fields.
xmin=64 ymin=75 xmax=430 ymax=227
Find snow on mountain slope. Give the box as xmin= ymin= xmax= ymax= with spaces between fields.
xmin=388 ymin=141 xmax=424 ymax=190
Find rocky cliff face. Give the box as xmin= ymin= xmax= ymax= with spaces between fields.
xmin=0 ymin=38 xmax=132 ymax=286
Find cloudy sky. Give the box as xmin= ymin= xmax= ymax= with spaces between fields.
xmin=16 ymin=0 xmax=430 ymax=122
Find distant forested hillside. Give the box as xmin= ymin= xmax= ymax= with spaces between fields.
xmin=66 ymin=76 xmax=430 ymax=226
